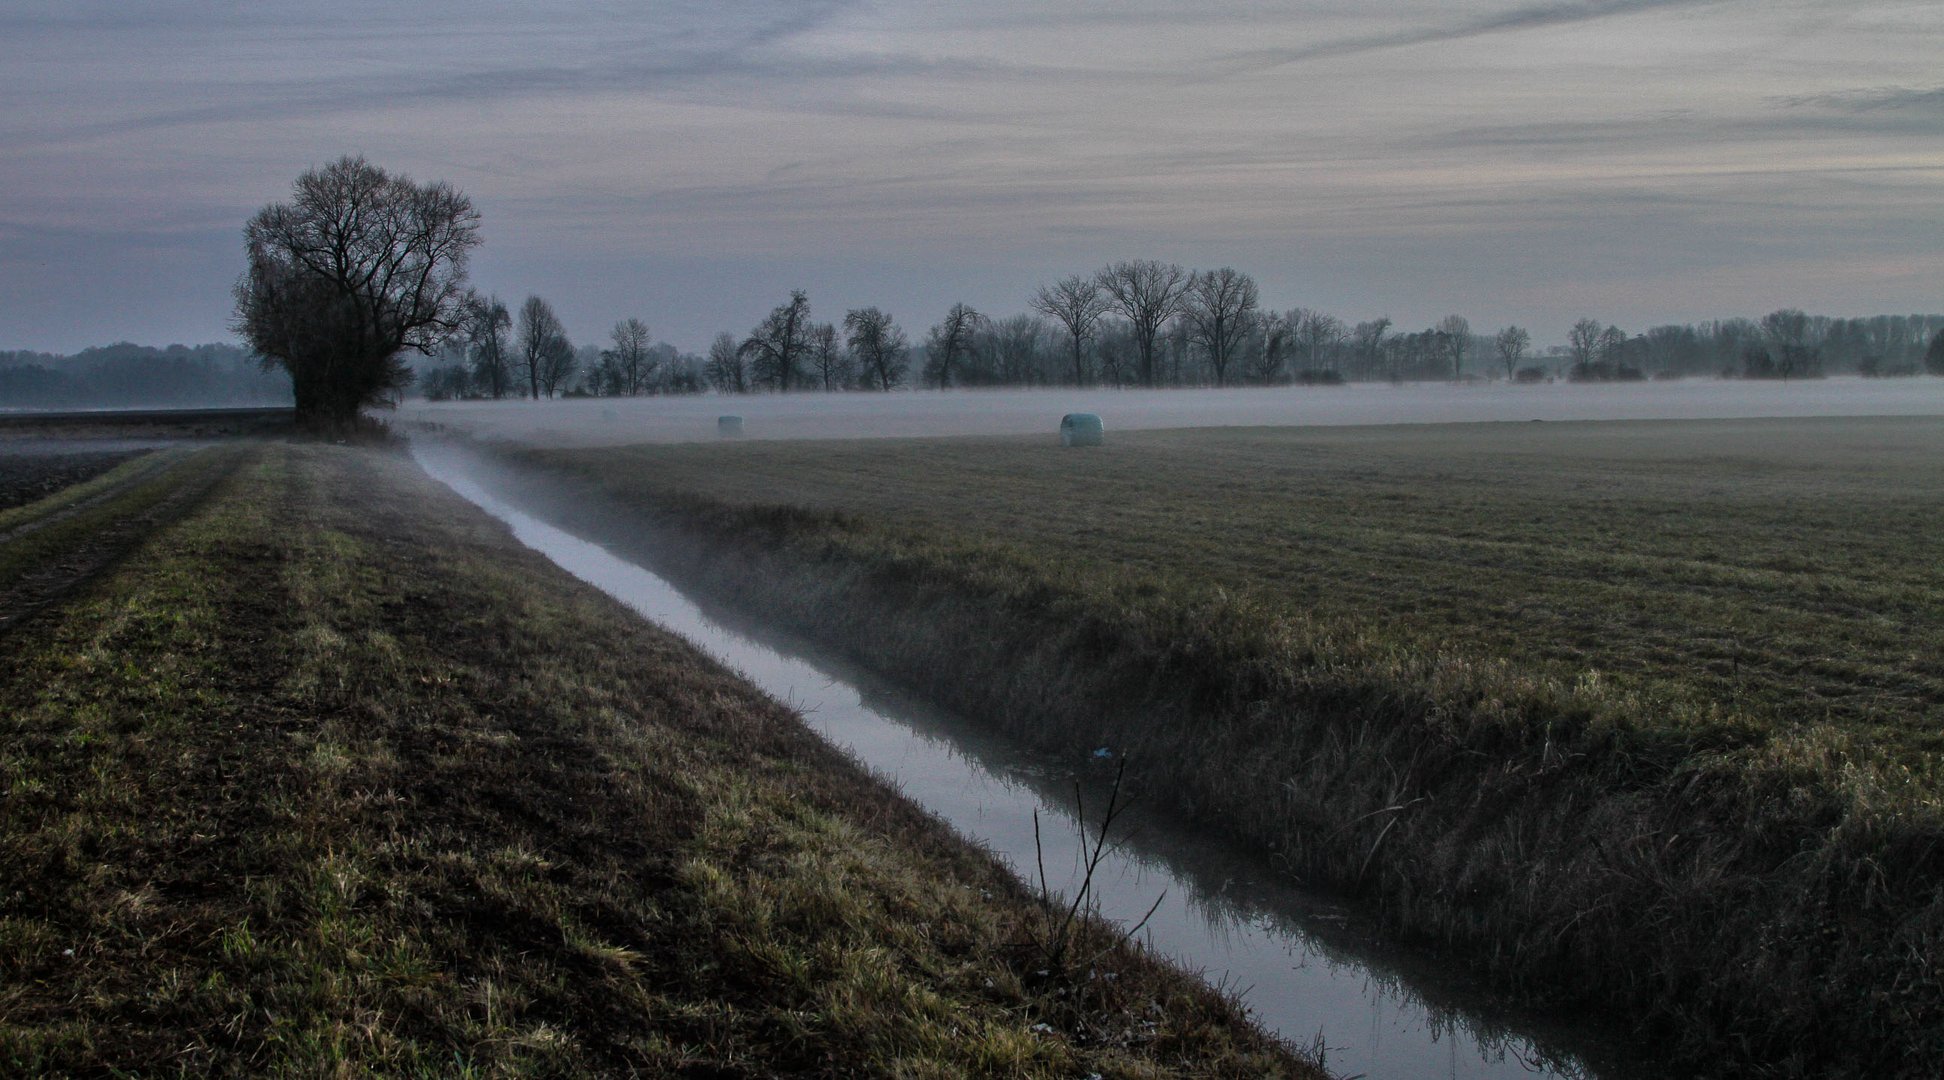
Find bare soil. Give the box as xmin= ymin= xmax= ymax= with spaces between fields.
xmin=0 ymin=450 xmax=235 ymax=634
xmin=0 ymin=447 xmax=151 ymax=511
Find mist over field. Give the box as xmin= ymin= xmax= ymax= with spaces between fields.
xmin=404 ymin=376 xmax=1944 ymax=447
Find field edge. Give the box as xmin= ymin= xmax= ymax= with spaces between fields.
xmin=485 ymin=436 xmax=1944 ymax=1080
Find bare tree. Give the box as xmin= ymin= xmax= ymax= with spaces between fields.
xmin=1182 ymin=267 xmax=1259 ymax=387
xmin=516 ymin=295 xmax=574 ymax=399
xmin=1163 ymin=319 xmax=1193 ymax=385
xmin=925 ymin=302 xmax=986 ymax=389
xmin=1296 ymin=310 xmax=1346 ymax=375
xmin=233 ymin=156 xmax=480 ymax=424
xmin=1494 ymin=325 xmax=1530 ymax=379
xmin=1095 ymin=320 xmax=1133 ymax=386
xmin=465 ymin=294 xmax=513 ymax=399
xmin=1568 ymin=318 xmax=1603 ymax=374
xmin=807 ymin=321 xmax=849 ymax=390
xmin=706 ymin=331 xmax=747 ymax=393
xmin=601 ymin=317 xmax=656 ymax=395
xmin=740 ymin=290 xmax=812 ymax=391
xmin=1928 ymin=328 xmax=1944 ymax=376
xmin=1710 ymin=317 xmax=1761 ymax=372
xmin=1761 ymin=308 xmax=1819 ymax=378
xmin=844 ymin=307 xmax=909 ymax=391
xmin=1031 ymin=275 xmax=1110 ymax=386
xmin=1250 ymin=310 xmax=1293 ymax=384
xmin=1644 ymin=324 xmax=1690 ymax=375
xmin=987 ymin=314 xmax=1047 ymax=385
xmin=1761 ymin=308 xmax=1811 ymax=353
xmin=1351 ymin=317 xmax=1391 ymax=381
xmin=1597 ymin=325 xmax=1628 ymax=367
xmin=1096 ymin=260 xmax=1190 ymax=387
xmin=1436 ymin=314 xmax=1471 ymax=379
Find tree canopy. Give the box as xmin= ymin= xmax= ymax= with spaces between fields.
xmin=233 ymin=156 xmax=480 ymax=424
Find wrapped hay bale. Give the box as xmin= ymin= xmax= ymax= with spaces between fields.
xmin=1059 ymin=412 xmax=1103 ymax=447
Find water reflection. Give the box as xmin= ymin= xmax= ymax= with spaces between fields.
xmin=415 ymin=440 xmax=1640 ymax=1080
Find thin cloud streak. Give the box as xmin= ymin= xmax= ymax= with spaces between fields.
xmin=1204 ymin=0 xmax=1725 ymax=78
xmin=1772 ymin=84 xmax=1944 ymax=113
xmin=0 ymin=49 xmax=1051 ymax=150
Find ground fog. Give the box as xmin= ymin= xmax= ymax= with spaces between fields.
xmin=403 ymin=377 xmax=1944 ymax=448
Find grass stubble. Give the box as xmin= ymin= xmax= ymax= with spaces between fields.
xmin=499 ymin=416 xmax=1944 ymax=1078
xmin=0 ymin=442 xmax=1311 ymax=1077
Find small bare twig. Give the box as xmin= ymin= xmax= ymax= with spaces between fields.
xmin=1031 ymin=758 xmax=1161 ymax=974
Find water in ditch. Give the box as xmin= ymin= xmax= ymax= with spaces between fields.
xmin=414 ymin=441 xmax=1644 ymax=1080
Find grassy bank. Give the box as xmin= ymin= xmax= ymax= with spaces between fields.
xmin=501 ymin=417 xmax=1944 ymax=1077
xmin=0 ymin=442 xmax=1311 ymax=1076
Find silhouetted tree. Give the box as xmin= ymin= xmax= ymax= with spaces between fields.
xmin=465 ymin=295 xmax=513 ymax=399
xmin=1437 ymin=315 xmax=1471 ymax=379
xmin=1183 ymin=268 xmax=1258 ymax=387
xmin=1928 ymin=329 xmax=1944 ymax=376
xmin=1567 ymin=318 xmax=1602 ymax=374
xmin=233 ymin=156 xmax=480 ymax=424
xmin=1761 ymin=308 xmax=1820 ymax=379
xmin=740 ymin=291 xmax=812 ymax=391
xmin=1598 ymin=325 xmax=1627 ymax=366
xmin=1295 ymin=310 xmax=1345 ymax=376
xmin=1351 ymin=317 xmax=1391 ymax=381
xmin=1097 ymin=260 xmax=1190 ymax=387
xmin=985 ymin=314 xmax=1047 ymax=385
xmin=706 ymin=331 xmax=747 ymax=393
xmin=925 ymin=303 xmax=986 ymax=388
xmin=844 ymin=307 xmax=909 ymax=391
xmin=807 ymin=322 xmax=849 ymax=390
xmin=602 ymin=317 xmax=655 ymax=395
xmin=1250 ymin=310 xmax=1293 ymax=384
xmin=516 ymin=295 xmax=573 ymax=398
xmin=1494 ymin=325 xmax=1529 ymax=379
xmin=1031 ymin=275 xmax=1110 ymax=386
xmin=1644 ymin=324 xmax=1692 ymax=375
xmin=420 ymin=363 xmax=472 ymax=401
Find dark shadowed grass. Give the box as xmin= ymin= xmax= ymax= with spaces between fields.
xmin=0 ymin=443 xmax=1312 ymax=1077
xmin=499 ymin=415 xmax=1944 ymax=1078
xmin=0 ymin=448 xmax=153 ymax=512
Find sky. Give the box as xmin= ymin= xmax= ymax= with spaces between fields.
xmin=2 ymin=0 xmax=1939 ymax=356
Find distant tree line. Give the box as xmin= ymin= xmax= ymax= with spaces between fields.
xmin=414 ymin=294 xmax=708 ymax=401
xmin=657 ymin=261 xmax=1944 ymax=395
xmin=15 ymin=179 xmax=1944 ymax=416
xmin=0 ymin=343 xmax=290 ymax=410
xmin=1547 ymin=310 xmax=1944 ymax=384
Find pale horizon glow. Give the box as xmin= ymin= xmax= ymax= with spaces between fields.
xmin=400 ymin=376 xmax=1944 ymax=447
xmin=2 ymin=1 xmax=1940 ymax=356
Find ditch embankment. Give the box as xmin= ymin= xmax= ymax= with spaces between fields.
xmin=487 ymin=436 xmax=1944 ymax=1080
xmin=0 ymin=441 xmax=1313 ymax=1076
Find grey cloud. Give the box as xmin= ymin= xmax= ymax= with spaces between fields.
xmin=1205 ymin=0 xmax=1726 ymax=78
xmin=1426 ymin=103 xmax=1944 ymax=153
xmin=1771 ymin=84 xmax=1944 ymax=114
xmin=1 ymin=42 xmax=1038 ymax=150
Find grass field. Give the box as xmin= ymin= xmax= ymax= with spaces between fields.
xmin=504 ymin=414 xmax=1944 ymax=1077
xmin=0 ymin=441 xmax=1310 ymax=1076
xmin=532 ymin=416 xmax=1944 ymax=751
